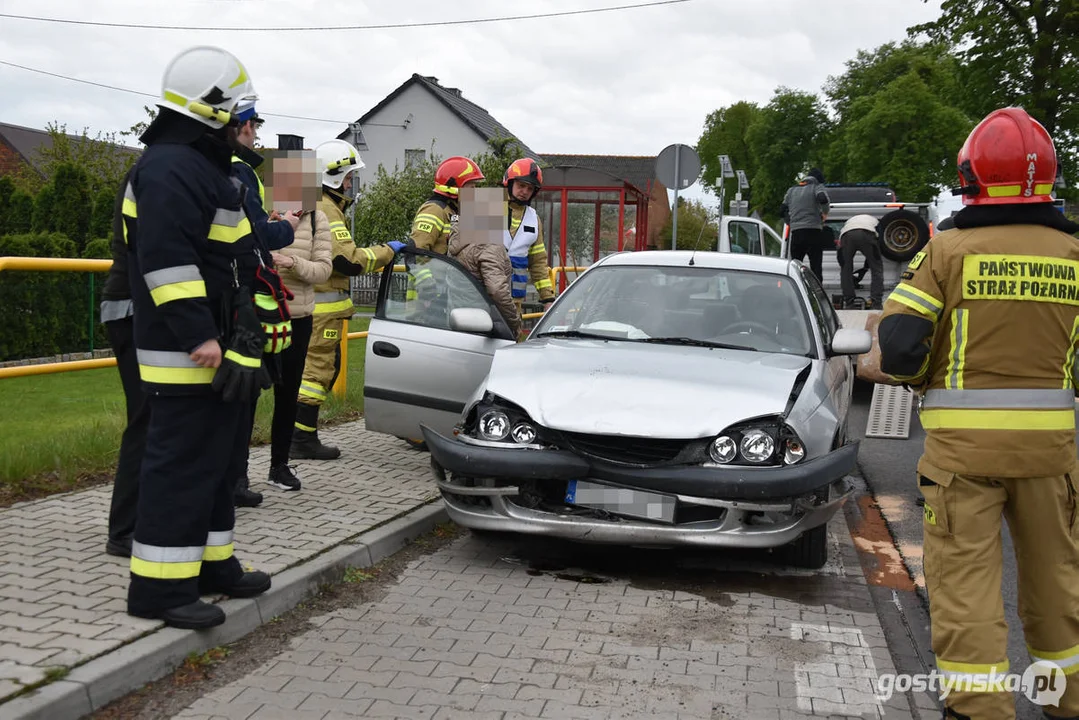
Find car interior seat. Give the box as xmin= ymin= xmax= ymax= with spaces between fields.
xmin=738 ymin=284 xmax=792 ymax=333
xmin=703 ymin=302 xmax=739 ymax=337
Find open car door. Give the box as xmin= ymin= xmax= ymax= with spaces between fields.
xmin=363 ymin=248 xmax=518 ymax=441
xmin=718 ymin=216 xmax=787 ymax=258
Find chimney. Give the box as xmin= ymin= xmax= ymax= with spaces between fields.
xmin=446 ymin=88 xmax=462 ymax=98
xmin=278 ymin=134 xmax=304 ymax=151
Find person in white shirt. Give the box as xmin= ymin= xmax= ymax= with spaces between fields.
xmin=838 ymin=214 xmax=883 ymax=308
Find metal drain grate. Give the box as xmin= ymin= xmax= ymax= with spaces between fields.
xmin=865 ymin=384 xmax=914 ymax=439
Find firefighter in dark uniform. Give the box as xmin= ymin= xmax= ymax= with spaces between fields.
xmin=879 ymin=107 xmax=1079 ymax=719
xmin=101 ymin=164 xmax=146 ymax=559
xmin=124 ymin=46 xmax=272 ymax=630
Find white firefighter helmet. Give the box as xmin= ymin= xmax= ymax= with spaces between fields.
xmin=159 ymin=46 xmax=257 ymax=129
xmin=316 ymin=139 xmax=365 ymax=189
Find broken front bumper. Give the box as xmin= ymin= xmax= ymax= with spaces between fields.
xmin=420 ymin=425 xmax=859 ymax=549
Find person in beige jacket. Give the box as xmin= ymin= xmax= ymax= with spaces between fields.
xmin=261 ymin=153 xmax=334 ymax=492
xmin=447 ymin=221 xmax=523 ymax=338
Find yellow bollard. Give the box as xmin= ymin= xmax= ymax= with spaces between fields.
xmin=332 ymin=318 xmax=349 ymax=399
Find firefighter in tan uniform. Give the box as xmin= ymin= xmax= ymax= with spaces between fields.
xmin=879 ymin=107 xmax=1079 ymax=720
xmin=502 ymin=158 xmax=555 ymax=311
xmin=405 ymin=156 xmax=486 ymax=300
xmin=291 ymin=140 xmax=406 ymax=460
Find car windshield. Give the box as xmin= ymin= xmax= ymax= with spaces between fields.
xmin=532 ymin=264 xmax=814 ymax=356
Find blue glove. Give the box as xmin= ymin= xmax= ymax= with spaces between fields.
xmin=388 ymin=241 xmax=407 ymax=253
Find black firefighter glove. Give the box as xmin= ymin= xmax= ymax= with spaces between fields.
xmin=212 ymin=288 xmax=273 ymax=403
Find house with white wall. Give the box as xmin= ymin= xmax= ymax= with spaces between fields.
xmin=337 ymin=74 xmax=540 ymax=189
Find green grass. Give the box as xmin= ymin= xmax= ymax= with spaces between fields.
xmin=0 ymin=316 xmax=370 ymax=489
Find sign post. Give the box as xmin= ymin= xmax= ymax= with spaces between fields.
xmin=655 ymin=144 xmax=701 ymax=251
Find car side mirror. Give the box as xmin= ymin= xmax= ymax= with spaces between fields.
xmin=829 ymin=327 xmax=872 ymax=356
xmin=449 ymin=307 xmax=494 ymax=334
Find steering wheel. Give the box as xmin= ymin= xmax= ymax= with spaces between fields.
xmin=724 ymin=320 xmax=776 ymax=335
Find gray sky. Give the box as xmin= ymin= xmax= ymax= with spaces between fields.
xmin=0 ymin=0 xmax=956 ymax=212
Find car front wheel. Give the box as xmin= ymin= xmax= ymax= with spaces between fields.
xmin=780 ymin=524 xmax=828 ymax=569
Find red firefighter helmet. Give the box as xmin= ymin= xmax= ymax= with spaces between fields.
xmin=433 ymin=156 xmax=484 ymax=198
xmin=503 ymin=158 xmax=543 ymax=192
xmin=954 ymin=107 xmax=1058 ymax=206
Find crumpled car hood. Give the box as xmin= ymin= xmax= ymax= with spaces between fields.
xmin=483 ymin=338 xmax=812 ymax=439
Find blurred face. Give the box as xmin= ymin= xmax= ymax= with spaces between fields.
xmin=458 ymin=186 xmax=505 ymax=244
xmin=265 ymin=150 xmax=322 ymax=214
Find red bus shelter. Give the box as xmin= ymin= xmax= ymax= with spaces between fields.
xmin=530 ymin=161 xmax=661 ymax=292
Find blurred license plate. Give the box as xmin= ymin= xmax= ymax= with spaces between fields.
xmin=564 ymin=480 xmax=676 ymax=524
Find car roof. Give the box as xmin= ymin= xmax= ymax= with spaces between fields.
xmin=593 ymin=250 xmax=799 ymax=274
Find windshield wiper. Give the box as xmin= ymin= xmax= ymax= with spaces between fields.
xmin=534 ymin=329 xmax=627 ymax=341
xmin=637 ymin=337 xmax=756 ymax=351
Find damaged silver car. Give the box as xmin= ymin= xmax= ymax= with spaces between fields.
xmin=363 ymin=249 xmax=870 ymax=568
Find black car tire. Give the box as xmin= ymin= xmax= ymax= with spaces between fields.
xmin=877 ymin=209 xmax=930 ymax=262
xmin=781 ymin=524 xmax=828 ymax=569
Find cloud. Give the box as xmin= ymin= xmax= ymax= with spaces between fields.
xmin=0 ymin=0 xmax=944 ymax=204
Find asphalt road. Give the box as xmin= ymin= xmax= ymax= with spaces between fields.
xmin=848 ymin=380 xmax=1078 ymax=720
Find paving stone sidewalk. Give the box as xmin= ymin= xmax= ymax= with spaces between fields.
xmin=171 ymin=514 xmax=942 ymax=720
xmin=0 ymin=420 xmax=438 ymax=709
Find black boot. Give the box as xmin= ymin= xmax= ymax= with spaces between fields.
xmin=200 ymin=570 xmax=272 ymax=599
xmin=234 ymin=475 xmax=263 ymax=507
xmin=267 ymin=463 xmax=302 ymax=492
xmin=130 ymin=600 xmax=226 ymax=630
xmin=290 ymin=430 xmax=341 ymax=460
xmin=290 ymin=404 xmax=340 ymax=459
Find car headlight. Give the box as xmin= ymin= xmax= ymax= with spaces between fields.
xmin=708 ymin=419 xmax=806 ymax=466
xmin=478 ymin=410 xmax=510 ymax=441
xmin=470 ymin=394 xmax=544 ymax=445
xmin=740 ymin=429 xmax=775 ymax=463
xmin=709 ymin=436 xmax=737 ymax=463
xmin=511 ymin=422 xmax=537 ymax=444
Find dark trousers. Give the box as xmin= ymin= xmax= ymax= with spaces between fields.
xmin=839 ymin=229 xmax=884 ymax=304
xmin=105 ymin=317 xmax=149 ymax=544
xmin=128 ymin=393 xmax=249 ymax=615
xmin=271 ymin=314 xmax=313 ymax=465
xmin=790 ymin=228 xmax=825 ymax=281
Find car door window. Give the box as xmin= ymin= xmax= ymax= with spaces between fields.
xmin=380 ymin=253 xmax=492 ymax=331
xmin=800 ymin=265 xmax=839 ymax=346
xmin=762 ymin=224 xmax=783 ymax=257
xmin=728 ymin=221 xmax=760 ymax=254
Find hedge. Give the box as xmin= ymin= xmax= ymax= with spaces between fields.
xmin=0 ymin=233 xmax=111 ymax=361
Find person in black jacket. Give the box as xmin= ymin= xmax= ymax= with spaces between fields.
xmin=100 ymin=164 xmax=146 ymax=559
xmin=123 ymin=46 xmax=272 ymax=630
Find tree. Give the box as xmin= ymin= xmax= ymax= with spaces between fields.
xmin=745 ymin=88 xmax=833 ymax=221
xmin=31 ymin=123 xmax=137 ymax=197
xmin=910 ymin=0 xmax=1079 ymax=196
xmin=31 ymin=163 xmax=94 ymax=252
xmin=697 ymin=101 xmax=761 ymax=207
xmin=822 ymin=40 xmax=975 ymax=201
xmin=351 ymin=144 xmax=444 ymax=246
xmin=657 ymin=198 xmax=718 ymax=251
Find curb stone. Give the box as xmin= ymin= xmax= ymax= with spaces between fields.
xmin=0 ymin=501 xmax=448 ymax=720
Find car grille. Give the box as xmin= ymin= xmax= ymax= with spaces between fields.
xmin=557 ymin=431 xmax=692 ymax=465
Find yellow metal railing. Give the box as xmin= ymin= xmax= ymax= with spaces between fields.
xmin=0 ymin=257 xmax=117 ymax=379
